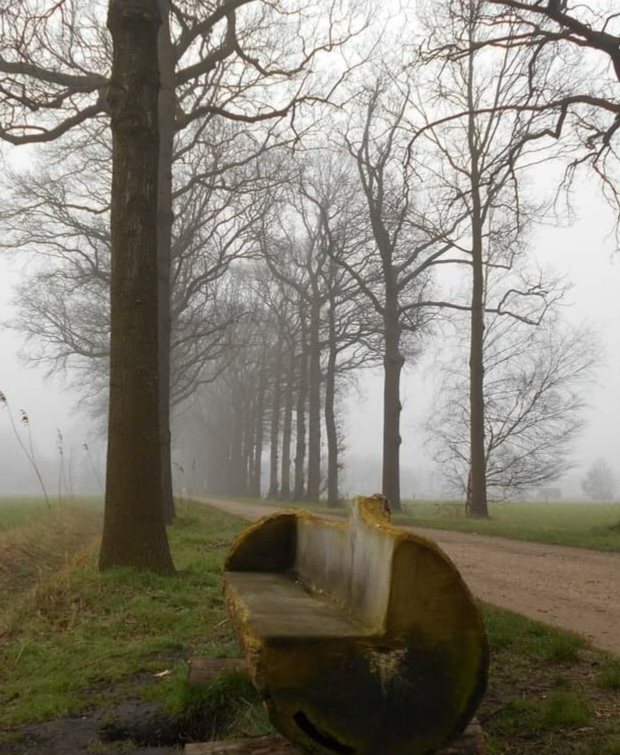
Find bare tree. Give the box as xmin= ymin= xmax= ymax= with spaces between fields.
xmin=430 ymin=309 xmax=598 ymax=500
xmin=0 ymin=0 xmax=363 ymax=570
xmin=582 ymin=458 xmax=615 ymax=503
xmin=260 ymin=222 xmax=323 ymax=502
xmin=296 ymin=156 xmax=380 ymax=506
xmin=0 ymin=124 xmax=263 ymax=415
xmin=177 ymin=277 xmax=284 ymax=499
xmin=98 ymin=0 xmax=174 ymax=572
xmin=338 ymin=77 xmax=440 ymax=511
xmin=478 ymin=1 xmax=620 ymax=223
xmin=411 ymin=0 xmax=560 ymax=515
xmin=257 ymin=154 xmax=379 ymax=505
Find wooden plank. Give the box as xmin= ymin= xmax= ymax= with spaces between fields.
xmin=184 ymin=720 xmax=485 ymax=755
xmin=187 ymin=657 xmax=246 ymax=688
xmin=185 ymin=736 xmax=299 ymax=754
xmin=224 ymin=571 xmax=371 ymax=638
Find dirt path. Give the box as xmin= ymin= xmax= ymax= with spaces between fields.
xmin=204 ymin=498 xmax=620 ymax=657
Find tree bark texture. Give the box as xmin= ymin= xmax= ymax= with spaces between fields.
xmin=157 ymin=0 xmax=176 ymax=524
xmin=100 ymin=0 xmax=174 ymax=574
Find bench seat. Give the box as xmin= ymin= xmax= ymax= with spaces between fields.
xmin=224 ymin=572 xmax=374 ymax=639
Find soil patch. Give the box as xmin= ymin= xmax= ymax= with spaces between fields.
xmin=0 ymin=700 xmax=183 ymax=755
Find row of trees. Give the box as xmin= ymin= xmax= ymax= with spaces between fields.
xmin=0 ymin=0 xmax=617 ymax=571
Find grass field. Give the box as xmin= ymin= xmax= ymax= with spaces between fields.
xmin=0 ymin=498 xmax=619 ymax=754
xmin=0 ymin=496 xmax=102 ymax=531
xmin=399 ymin=500 xmax=620 ymax=552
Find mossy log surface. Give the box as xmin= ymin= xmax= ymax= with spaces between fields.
xmin=223 ymin=496 xmax=488 ymax=755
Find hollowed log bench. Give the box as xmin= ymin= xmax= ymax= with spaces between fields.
xmin=222 ymin=496 xmax=488 ymax=755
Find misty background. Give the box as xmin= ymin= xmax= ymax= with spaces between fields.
xmin=1 ymin=169 xmax=618 ymax=501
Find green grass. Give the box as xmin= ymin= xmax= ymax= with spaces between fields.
xmin=481 ymin=606 xmax=620 ymax=754
xmin=598 ymin=660 xmax=620 ymax=690
xmin=0 ymin=497 xmax=58 ymax=531
xmin=395 ymin=500 xmax=620 ymax=552
xmin=159 ymin=667 xmax=269 ymax=740
xmin=1 ymin=499 xmax=619 ymax=755
xmin=0 ymin=496 xmax=103 ymax=531
xmin=0 ymin=501 xmax=252 ymax=733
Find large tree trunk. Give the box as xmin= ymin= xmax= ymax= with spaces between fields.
xmin=382 ymin=278 xmax=403 ymax=512
xmin=157 ymin=0 xmax=175 ymax=524
xmin=280 ymin=347 xmax=295 ymax=500
xmin=305 ymin=294 xmax=322 ymax=503
xmin=325 ymin=292 xmax=339 ymax=508
xmin=466 ymin=48 xmax=489 ymax=519
xmin=99 ymin=0 xmax=174 ymax=574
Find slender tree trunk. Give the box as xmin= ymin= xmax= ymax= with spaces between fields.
xmin=241 ymin=396 xmax=253 ymax=496
xmin=157 ymin=0 xmax=175 ymax=524
xmin=306 ymin=294 xmax=322 ymax=503
xmin=251 ymin=359 xmax=266 ymax=497
xmin=324 ymin=318 xmax=339 ymax=507
xmin=267 ymin=342 xmax=283 ymax=499
xmin=280 ymin=346 xmax=295 ymax=500
xmin=467 ymin=46 xmax=489 ymax=519
xmin=229 ymin=402 xmax=244 ymax=496
xmin=293 ymin=307 xmax=308 ymax=501
xmin=382 ymin=276 xmax=403 ymax=512
xmin=100 ymin=0 xmax=174 ymax=574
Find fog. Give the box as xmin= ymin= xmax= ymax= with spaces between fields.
xmin=0 ymin=261 xmax=104 ymax=495
xmin=1 ymin=176 xmax=619 ymax=500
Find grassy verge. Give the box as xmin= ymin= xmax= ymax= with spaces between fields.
xmin=482 ymin=606 xmax=620 ymax=755
xmin=0 ymin=501 xmax=269 ymax=743
xmin=399 ymin=500 xmax=620 ymax=552
xmin=0 ymin=498 xmax=103 ymax=602
xmin=0 ymin=499 xmax=618 ymax=754
xmin=0 ymin=497 xmax=98 ymax=532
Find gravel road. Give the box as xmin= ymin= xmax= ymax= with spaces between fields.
xmin=203 ymin=498 xmax=620 ymax=657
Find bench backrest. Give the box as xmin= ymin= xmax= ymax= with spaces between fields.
xmin=294 ymin=498 xmax=394 ymax=631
